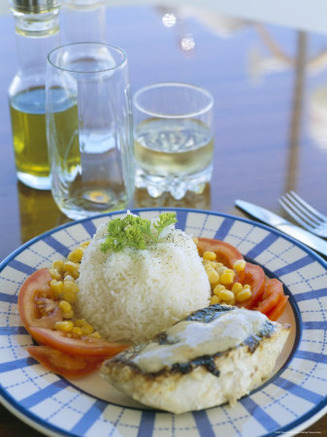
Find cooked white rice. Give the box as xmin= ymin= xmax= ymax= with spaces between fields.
xmin=76 ymin=218 xmax=211 ymax=344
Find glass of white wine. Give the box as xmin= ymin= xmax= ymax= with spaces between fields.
xmin=133 ymin=82 xmax=214 ymax=200
xmin=46 ymin=42 xmax=134 ymax=220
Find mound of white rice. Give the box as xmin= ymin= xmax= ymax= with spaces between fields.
xmin=76 ymin=217 xmax=210 ymax=344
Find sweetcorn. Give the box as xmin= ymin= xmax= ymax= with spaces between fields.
xmin=203 ymin=251 xmax=217 ymax=261
xmin=202 ymin=252 xmax=253 ymax=306
xmin=67 ymin=247 xmax=84 ymax=263
xmin=49 ymin=241 xmax=101 ymax=339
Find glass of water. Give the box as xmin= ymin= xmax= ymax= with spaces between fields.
xmin=133 ymin=82 xmax=214 ymax=200
xmin=46 ymin=42 xmax=134 ymax=220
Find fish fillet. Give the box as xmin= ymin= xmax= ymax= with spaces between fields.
xmin=101 ymin=304 xmax=290 ymax=414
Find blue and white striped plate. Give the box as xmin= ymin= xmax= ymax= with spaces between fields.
xmin=0 ymin=208 xmax=326 ymax=437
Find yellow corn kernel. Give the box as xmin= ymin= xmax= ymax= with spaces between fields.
xmin=67 ymin=247 xmax=84 ymax=263
xmin=50 ymin=279 xmax=64 ymax=297
xmin=203 ymin=251 xmax=217 ymax=261
xmin=62 ymin=291 xmax=77 ymax=304
xmin=59 ymin=300 xmax=74 ymax=319
xmin=213 ymin=284 xmax=226 ymax=296
xmin=220 ymin=268 xmax=235 ymax=285
xmin=62 ymin=281 xmax=79 ymax=303
xmin=55 ymin=320 xmax=74 ymax=332
xmin=80 ymin=241 xmax=90 ymax=248
xmin=49 ymin=268 xmax=62 ymax=281
xmin=71 ymin=326 xmax=83 ymax=337
xmin=80 ymin=324 xmax=94 ymax=335
xmin=231 ymin=282 xmax=243 ymax=295
xmin=62 ymin=310 xmax=74 ymax=320
xmin=216 ymin=262 xmax=225 ymax=272
xmin=74 ymin=318 xmax=87 ymax=327
xmin=233 ymin=259 xmax=246 ymax=273
xmin=63 ymin=261 xmax=80 ymax=279
xmin=217 ymin=288 xmax=235 ymax=304
xmin=52 ymin=260 xmax=65 ymax=272
xmin=63 ymin=274 xmax=75 ymax=282
xmin=235 ymin=288 xmax=252 ymax=302
xmin=203 ymin=259 xmax=217 ymax=269
xmin=207 ymin=269 xmax=220 ymax=285
xmin=63 ymin=280 xmax=79 ymax=293
xmin=59 ymin=300 xmax=72 ymax=312
xmin=210 ymin=295 xmax=220 ymax=305
xmin=91 ymin=331 xmax=101 ymax=339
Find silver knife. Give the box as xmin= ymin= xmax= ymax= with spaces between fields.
xmin=235 ymin=199 xmax=327 ymax=257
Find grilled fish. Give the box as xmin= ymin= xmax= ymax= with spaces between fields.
xmin=101 ymin=304 xmax=290 ymax=414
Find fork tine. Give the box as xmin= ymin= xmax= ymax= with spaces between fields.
xmin=283 ymin=192 xmax=322 ymax=226
xmin=278 ymin=197 xmax=318 ymax=232
xmin=288 ymin=191 xmax=327 ymax=223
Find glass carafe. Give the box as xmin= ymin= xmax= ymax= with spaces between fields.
xmin=8 ymin=0 xmax=61 ymax=190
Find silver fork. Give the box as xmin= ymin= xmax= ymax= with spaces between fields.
xmin=279 ymin=191 xmax=327 ymax=238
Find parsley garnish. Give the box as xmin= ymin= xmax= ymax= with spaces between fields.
xmin=101 ymin=212 xmax=177 ymax=252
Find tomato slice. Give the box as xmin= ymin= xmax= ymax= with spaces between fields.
xmin=29 ymin=326 xmax=129 ymax=357
xmin=18 ymin=268 xmax=62 ymax=333
xmin=196 ymin=237 xmax=287 ymax=320
xmin=235 ymin=262 xmax=266 ymax=309
xmin=196 ymin=238 xmax=243 ymax=268
xmin=27 ymin=345 xmax=105 ymax=379
xmin=254 ymin=278 xmax=284 ymax=315
xmin=267 ymin=295 xmax=289 ymax=321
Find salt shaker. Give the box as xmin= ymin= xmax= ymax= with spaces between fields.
xmin=8 ymin=0 xmax=61 ymax=190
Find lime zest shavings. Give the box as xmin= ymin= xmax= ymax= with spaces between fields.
xmin=100 ymin=212 xmax=177 ymax=252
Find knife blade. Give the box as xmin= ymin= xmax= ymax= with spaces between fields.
xmin=235 ymin=199 xmax=327 ymax=257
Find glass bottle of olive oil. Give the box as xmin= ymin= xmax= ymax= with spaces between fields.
xmin=8 ymin=0 xmax=61 ymax=190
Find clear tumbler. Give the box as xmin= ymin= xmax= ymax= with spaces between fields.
xmin=133 ymin=82 xmax=214 ymax=200
xmin=46 ymin=42 xmax=134 ymax=220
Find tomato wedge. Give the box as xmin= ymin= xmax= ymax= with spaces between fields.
xmin=266 ymin=295 xmax=289 ymax=321
xmin=235 ymin=262 xmax=266 ymax=309
xmin=29 ymin=326 xmax=129 ymax=357
xmin=196 ymin=237 xmax=243 ymax=268
xmin=196 ymin=237 xmax=288 ymax=320
xmin=254 ymin=278 xmax=284 ymax=315
xmin=18 ymin=268 xmax=62 ymax=333
xmin=28 ymin=345 xmax=105 ymax=379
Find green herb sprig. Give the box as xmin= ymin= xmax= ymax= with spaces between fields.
xmin=101 ymin=212 xmax=177 ymax=252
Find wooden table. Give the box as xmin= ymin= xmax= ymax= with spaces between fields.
xmin=0 ymin=4 xmax=326 ymax=436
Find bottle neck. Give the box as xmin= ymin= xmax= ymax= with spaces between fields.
xmin=13 ymin=9 xmax=60 ymax=37
xmin=13 ymin=10 xmax=60 ymax=73
xmin=15 ymin=32 xmax=60 ymax=74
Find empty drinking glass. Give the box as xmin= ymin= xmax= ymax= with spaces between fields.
xmin=46 ymin=42 xmax=134 ymax=220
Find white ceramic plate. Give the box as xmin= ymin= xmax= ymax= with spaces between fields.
xmin=0 ymin=208 xmax=327 ymax=437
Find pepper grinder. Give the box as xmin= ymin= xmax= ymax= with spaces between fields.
xmin=8 ymin=0 xmax=61 ymax=190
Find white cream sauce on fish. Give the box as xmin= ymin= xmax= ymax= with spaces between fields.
xmin=132 ymin=308 xmax=273 ymax=373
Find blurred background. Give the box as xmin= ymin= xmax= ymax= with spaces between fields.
xmin=3 ymin=0 xmax=327 ymax=259
xmin=2 ymin=0 xmax=327 ymax=35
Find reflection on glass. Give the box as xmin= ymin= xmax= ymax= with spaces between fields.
xmin=162 ymin=12 xmax=176 ymax=28
xmin=180 ymin=34 xmax=195 ymax=51
xmin=156 ymin=6 xmax=249 ymax=54
xmin=17 ymin=182 xmax=69 ymax=244
xmin=134 ymin=184 xmax=211 ymax=210
xmin=309 ymin=86 xmax=327 ymax=150
xmin=250 ymin=24 xmax=327 ymax=84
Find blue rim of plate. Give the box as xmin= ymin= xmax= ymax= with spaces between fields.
xmin=0 ymin=207 xmax=326 ymax=437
